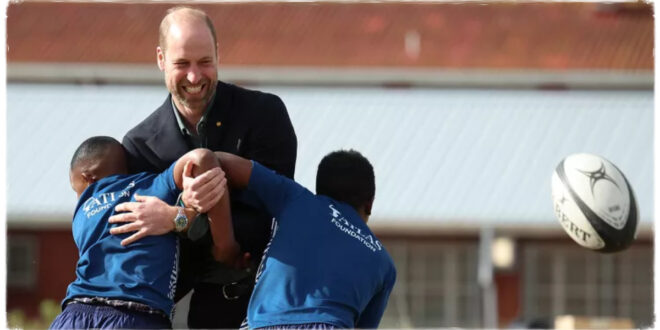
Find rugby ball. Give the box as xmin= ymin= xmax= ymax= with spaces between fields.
xmin=551 ymin=153 xmax=638 ymax=253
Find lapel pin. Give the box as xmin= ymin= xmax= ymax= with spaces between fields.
xmin=216 ymin=121 xmax=222 ymax=127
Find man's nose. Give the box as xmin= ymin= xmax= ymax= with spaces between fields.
xmin=187 ymin=66 xmax=202 ymax=84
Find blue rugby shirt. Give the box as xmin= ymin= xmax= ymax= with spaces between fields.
xmin=64 ymin=162 xmax=180 ymax=317
xmin=246 ymin=161 xmax=396 ymax=328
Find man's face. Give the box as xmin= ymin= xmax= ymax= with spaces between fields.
xmin=158 ymin=19 xmax=218 ymax=115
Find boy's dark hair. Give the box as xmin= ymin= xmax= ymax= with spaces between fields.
xmin=316 ymin=150 xmax=375 ymax=210
xmin=70 ymin=136 xmax=123 ymax=170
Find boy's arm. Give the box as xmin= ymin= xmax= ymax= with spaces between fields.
xmin=108 ymin=149 xmax=219 ymax=244
xmin=176 ymin=149 xmax=240 ymax=264
xmin=184 ymin=151 xmax=300 ymax=228
xmin=109 ymin=150 xmax=228 ymax=243
xmin=110 ymin=149 xmax=246 ymax=267
xmin=180 ymin=151 xmax=253 ymax=210
xmin=215 ymin=151 xmax=253 ymax=189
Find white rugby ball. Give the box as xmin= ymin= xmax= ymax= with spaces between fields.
xmin=551 ymin=153 xmax=638 ymax=253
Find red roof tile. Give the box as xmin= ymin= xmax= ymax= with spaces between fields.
xmin=7 ymin=2 xmax=653 ymax=70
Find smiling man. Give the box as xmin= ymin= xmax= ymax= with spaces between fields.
xmin=157 ymin=8 xmax=218 ymax=125
xmin=121 ymin=6 xmax=297 ymax=329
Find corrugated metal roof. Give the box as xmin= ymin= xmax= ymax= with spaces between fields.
xmin=7 ymin=83 xmax=653 ymax=231
xmin=7 ymin=2 xmax=653 ymax=70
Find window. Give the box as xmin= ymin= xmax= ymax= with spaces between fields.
xmin=380 ymin=239 xmax=481 ymax=328
xmin=8 ymin=235 xmax=38 ymax=289
xmin=522 ymin=243 xmax=653 ymax=328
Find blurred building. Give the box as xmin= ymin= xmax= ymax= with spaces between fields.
xmin=6 ymin=1 xmax=653 ymax=328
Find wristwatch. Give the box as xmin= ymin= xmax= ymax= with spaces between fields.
xmin=173 ymin=207 xmax=188 ymax=232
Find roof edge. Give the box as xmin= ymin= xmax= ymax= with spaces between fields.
xmin=7 ymin=63 xmax=653 ymax=89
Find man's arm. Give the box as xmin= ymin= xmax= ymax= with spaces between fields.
xmin=109 ymin=193 xmax=198 ymax=243
xmin=122 ymin=133 xmax=156 ymax=174
xmin=108 ymin=148 xmax=222 ymax=243
xmin=110 ymin=149 xmax=245 ymax=267
xmin=246 ymin=94 xmax=297 ymax=179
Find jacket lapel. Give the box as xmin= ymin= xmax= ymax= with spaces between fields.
xmin=146 ymin=95 xmax=190 ymax=165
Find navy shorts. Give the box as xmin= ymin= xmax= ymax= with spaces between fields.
xmin=257 ymin=323 xmax=336 ymax=329
xmin=49 ymin=302 xmax=171 ymax=329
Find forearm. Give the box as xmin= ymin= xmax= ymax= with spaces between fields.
xmin=108 ymin=149 xmax=236 ymax=247
xmin=185 ymin=149 xmax=242 ymax=264
xmin=205 ymin=185 xmax=240 ymax=263
xmin=214 ymin=152 xmax=253 ymax=189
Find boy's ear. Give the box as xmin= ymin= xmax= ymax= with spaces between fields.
xmin=81 ymin=171 xmax=97 ymax=184
xmin=70 ymin=169 xmax=95 ymax=198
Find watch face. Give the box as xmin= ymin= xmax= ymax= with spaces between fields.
xmin=175 ymin=211 xmax=188 ymax=232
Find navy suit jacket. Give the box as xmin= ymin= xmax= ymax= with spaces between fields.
xmin=123 ymin=81 xmax=297 ymax=301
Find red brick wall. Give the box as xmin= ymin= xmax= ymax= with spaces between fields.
xmin=7 ymin=229 xmax=77 ymax=319
xmin=7 ymin=2 xmax=653 ymax=69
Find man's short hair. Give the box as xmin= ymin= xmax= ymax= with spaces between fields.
xmin=316 ymin=150 xmax=375 ymax=211
xmin=70 ymin=136 xmax=123 ymax=171
xmin=159 ymin=6 xmax=218 ymax=53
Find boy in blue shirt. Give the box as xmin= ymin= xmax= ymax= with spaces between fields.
xmin=116 ymin=149 xmax=397 ymax=328
xmin=50 ymin=136 xmax=246 ymax=329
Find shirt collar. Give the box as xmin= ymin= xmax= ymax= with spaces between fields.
xmin=171 ymin=91 xmax=217 ymax=137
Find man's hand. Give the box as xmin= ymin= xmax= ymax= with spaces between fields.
xmin=108 ymin=193 xmax=178 ymax=246
xmin=182 ymin=161 xmax=226 ymax=213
